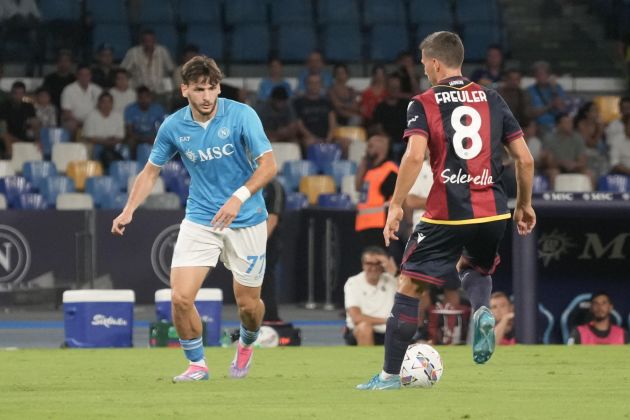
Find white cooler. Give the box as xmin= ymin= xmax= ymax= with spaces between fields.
xmin=63 ymin=290 xmax=135 ymax=348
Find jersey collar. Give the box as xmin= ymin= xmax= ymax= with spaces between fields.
xmin=436 ymin=76 xmax=471 ymax=88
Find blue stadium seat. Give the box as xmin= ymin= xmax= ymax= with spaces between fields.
xmin=137 ymin=0 xmax=175 ymax=24
xmin=40 ymin=176 xmax=75 ymax=207
xmin=86 ymin=0 xmax=128 ymax=24
xmin=415 ymin=22 xmax=455 ymax=46
xmin=160 ymin=160 xmax=186 ymax=192
xmin=225 ymin=0 xmax=268 ymax=24
xmin=185 ymin=25 xmax=224 ymax=60
xmin=231 ymin=24 xmax=270 ymax=62
xmin=275 ymin=175 xmax=290 ymax=192
xmin=17 ymin=193 xmax=48 ymax=210
xmin=370 ymin=24 xmax=410 ymax=61
xmin=317 ymin=193 xmax=354 ymax=209
xmin=0 ymin=176 xmax=32 ymax=208
xmin=533 ymin=175 xmax=550 ymax=193
xmin=597 ymin=175 xmax=630 ymax=192
xmin=271 ymin=0 xmax=313 ymax=24
xmin=136 ymin=144 xmax=153 ymax=167
xmin=455 ymin=0 xmax=500 ymax=24
xmin=462 ymin=23 xmax=502 ymax=61
xmin=409 ymin=0 xmax=453 ymax=25
xmin=92 ymin=24 xmax=132 ymax=61
xmin=148 ymin=24 xmax=179 ymax=57
xmin=40 ymin=127 xmax=70 ymax=159
xmin=282 ymin=160 xmax=317 ymax=191
xmin=285 ymin=192 xmax=309 ymax=211
xmin=322 ymin=24 xmax=362 ymax=62
xmin=364 ymin=0 xmax=405 ymax=25
xmin=22 ymin=161 xmax=58 ymax=192
xmin=538 ymin=303 xmax=555 ymax=345
xmin=178 ymin=0 xmax=221 ymax=24
xmin=325 ymin=160 xmax=358 ymax=188
xmin=109 ymin=161 xmax=141 ymax=191
xmin=170 ymin=175 xmax=191 ymax=206
xmin=39 ymin=0 xmax=81 ymax=21
xmin=277 ymin=24 xmax=316 ymax=62
xmin=306 ymin=144 xmax=342 ymax=173
xmin=317 ymin=0 xmax=359 ymax=24
xmin=102 ymin=193 xmax=129 ymax=210
xmin=85 ymin=176 xmax=120 ymax=208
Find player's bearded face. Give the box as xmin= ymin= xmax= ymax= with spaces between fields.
xmin=184 ymin=80 xmax=221 ymax=116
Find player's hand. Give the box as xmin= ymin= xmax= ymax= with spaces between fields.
xmin=513 ymin=205 xmax=536 ymax=236
xmin=383 ymin=205 xmax=404 ymax=247
xmin=112 ymin=211 xmax=132 ymax=236
xmin=212 ymin=196 xmax=243 ymax=231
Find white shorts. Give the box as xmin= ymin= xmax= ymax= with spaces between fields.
xmin=171 ymin=219 xmax=267 ymax=287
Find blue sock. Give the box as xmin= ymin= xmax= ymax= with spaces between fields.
xmin=383 ymin=293 xmax=419 ymax=375
xmin=239 ymin=324 xmax=259 ymax=346
xmin=179 ymin=336 xmax=204 ymax=362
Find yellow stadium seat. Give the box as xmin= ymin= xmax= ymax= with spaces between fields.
xmin=593 ymin=95 xmax=620 ymax=124
xmin=66 ymin=160 xmax=104 ymax=191
xmin=299 ymin=175 xmax=336 ymax=204
xmin=333 ymin=126 xmax=367 ymax=143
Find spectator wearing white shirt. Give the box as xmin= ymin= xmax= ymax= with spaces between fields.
xmin=82 ymin=92 xmax=125 ymax=169
xmin=605 ymin=96 xmax=630 ymax=146
xmin=110 ymin=69 xmax=136 ymax=115
xmin=61 ymin=64 xmax=102 ymax=136
xmin=121 ymin=29 xmax=175 ymax=97
xmin=344 ymin=246 xmax=398 ymax=346
xmin=609 ymin=119 xmax=630 ymax=175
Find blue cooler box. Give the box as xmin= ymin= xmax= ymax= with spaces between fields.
xmin=155 ymin=288 xmax=223 ymax=346
xmin=63 ymin=290 xmax=135 ymax=348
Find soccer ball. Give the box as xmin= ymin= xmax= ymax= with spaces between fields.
xmin=254 ymin=326 xmax=279 ymax=348
xmin=400 ymin=343 xmax=443 ymax=388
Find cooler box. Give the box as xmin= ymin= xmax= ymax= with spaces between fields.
xmin=155 ymin=288 xmax=223 ymax=346
xmin=63 ymin=290 xmax=135 ymax=348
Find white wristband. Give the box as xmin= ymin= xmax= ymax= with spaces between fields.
xmin=232 ymin=186 xmax=251 ymax=203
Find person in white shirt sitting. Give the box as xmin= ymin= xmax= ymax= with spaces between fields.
xmin=110 ymin=69 xmax=137 ymax=115
xmin=60 ymin=64 xmax=102 ymax=137
xmin=82 ymin=91 xmax=125 ymax=168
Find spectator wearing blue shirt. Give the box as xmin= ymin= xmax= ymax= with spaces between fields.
xmin=257 ymin=57 xmax=292 ymax=103
xmin=124 ymin=85 xmax=165 ymax=154
xmin=526 ymin=61 xmax=569 ymax=134
xmin=296 ymin=51 xmax=333 ymax=95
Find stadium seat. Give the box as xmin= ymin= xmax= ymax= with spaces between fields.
xmin=66 ymin=160 xmax=104 ymax=191
xmin=185 ymin=25 xmax=224 ymax=60
xmin=52 ymin=143 xmax=88 ymax=174
xmin=225 ymin=0 xmax=268 ymax=24
xmin=271 ymin=143 xmax=302 ymax=172
xmin=333 ymin=126 xmax=367 ymax=143
xmin=285 ymin=192 xmax=309 ymax=211
xmin=22 ymin=161 xmax=58 ymax=192
xmin=461 ymin=23 xmax=502 ymax=61
xmin=17 ymin=193 xmax=48 ymax=210
xmin=415 ymin=22 xmax=455 ymax=46
xmin=178 ymin=0 xmax=221 ymax=24
xmin=136 ymin=143 xmax=153 ymax=167
xmin=142 ymin=193 xmax=181 ymax=210
xmin=56 ymin=193 xmax=94 ymax=210
xmin=0 ymin=193 xmax=6 ymax=210
xmin=160 ymin=160 xmax=186 ymax=191
xmin=271 ymin=0 xmax=313 ymax=24
xmin=137 ymin=0 xmax=175 ymax=24
xmin=409 ymin=0 xmax=453 ymax=25
xmin=341 ymin=174 xmax=360 ymax=204
xmin=370 ymin=24 xmax=410 ymax=62
xmin=39 ymin=0 xmax=81 ymax=21
xmin=597 ymin=175 xmax=630 ymax=192
xmin=593 ymin=96 xmax=620 ymax=124
xmin=306 ymin=143 xmax=342 ymax=173
xmin=40 ymin=176 xmax=76 ymax=207
xmin=85 ymin=176 xmax=120 ymax=208
xmin=560 ymin=293 xmax=623 ymax=343
xmin=348 ymin=140 xmax=367 ymax=165
xmin=92 ymin=24 xmax=132 ymax=61
xmin=0 ymin=176 xmax=32 ymax=208
xmin=109 ymin=161 xmax=141 ymax=191
xmin=170 ymin=175 xmax=191 ymax=206
xmin=148 ymin=23 xmax=179 ymax=57
xmin=364 ymin=0 xmax=405 ymax=25
xmin=278 ymin=24 xmax=316 ymax=62
xmin=11 ymin=142 xmax=42 ymax=173
xmin=299 ymin=175 xmax=336 ymax=205
xmin=538 ymin=303 xmax=555 ymax=345
xmin=317 ymin=193 xmax=354 ymax=209
xmin=127 ymin=175 xmax=165 ymax=195
xmin=532 ymin=174 xmax=551 ymax=193
xmin=275 ymin=175 xmax=290 ymax=192
xmin=455 ymin=0 xmax=500 ymax=24
xmin=0 ymin=160 xmax=15 ymax=177
xmin=102 ymin=192 xmax=129 ymax=210
xmin=85 ymin=0 xmax=127 ymax=24
xmin=322 ymin=24 xmax=362 ymax=62
xmin=553 ymin=174 xmax=593 ymax=192
xmin=40 ymin=127 xmax=70 ymax=159
xmin=317 ymin=0 xmax=359 ymax=24
xmin=325 ymin=160 xmax=358 ymax=188
xmin=230 ymin=24 xmax=270 ymax=62
xmin=282 ymin=160 xmax=318 ymax=191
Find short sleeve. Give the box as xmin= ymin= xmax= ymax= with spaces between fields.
xmin=241 ymin=105 xmax=272 ymax=160
xmin=403 ymin=99 xmax=429 ymax=141
xmin=344 ymin=278 xmax=360 ymax=309
xmin=148 ymin=122 xmax=177 ymax=167
xmin=609 ymin=142 xmax=621 ymax=167
xmin=496 ymin=93 xmax=524 ymax=144
xmin=114 ymin=113 xmax=125 ymax=138
xmin=82 ymin=112 xmax=98 ymax=137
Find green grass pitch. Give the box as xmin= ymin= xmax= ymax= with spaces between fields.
xmin=1 ymin=346 xmax=629 ymax=419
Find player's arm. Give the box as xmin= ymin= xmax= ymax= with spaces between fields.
xmin=494 ymin=312 xmax=514 ymax=344
xmin=111 ymin=162 xmax=161 ymax=235
xmin=506 ymin=138 xmax=536 ymax=235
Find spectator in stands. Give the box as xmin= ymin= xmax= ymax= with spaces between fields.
xmin=121 ymin=28 xmax=175 ymax=98
xmin=0 ymin=80 xmax=39 ymax=157
xmin=568 ymin=292 xmax=629 ymax=345
xmin=261 ymin=177 xmax=286 ymax=323
xmin=360 ymin=64 xmax=387 ymax=125
xmin=427 ymin=288 xmax=471 ymax=345
xmin=609 ymin=119 xmax=630 ymax=175
xmin=329 ymin=63 xmax=361 ymax=126
xmin=0 ymin=62 xmax=10 ymax=108
xmin=296 ymin=50 xmax=333 ymax=95
xmin=497 ymin=68 xmax=531 ymax=127
xmin=91 ymin=44 xmax=117 ymax=90
xmin=605 ymin=96 xmax=630 ymax=145
xmin=344 ymin=246 xmax=398 ymax=346
xmin=60 ymin=64 xmax=102 ymax=135
xmin=172 ymin=44 xmax=200 ymax=110
xmin=42 ymin=50 xmax=75 ymax=111
xmin=110 ymin=69 xmax=136 ymax=115
xmin=575 ymin=102 xmax=609 ymax=181
xmin=524 ymin=120 xmax=543 ymax=165
xmin=256 ymin=86 xmax=298 ymax=143
xmin=393 ymin=52 xmax=420 ymax=99
xmin=293 ymin=73 xmax=336 ymax=148
xmin=257 ymin=57 xmax=293 ymax=103
xmin=372 ymin=74 xmax=408 ymax=159
xmin=527 ymin=61 xmax=569 ymax=134
xmin=33 ymin=87 xmax=58 ymax=129
xmin=470 ymin=45 xmax=504 ymax=88
xmin=82 ymin=91 xmax=125 ymax=169
xmin=540 ymin=113 xmax=591 ymax=188
xmin=124 ymin=86 xmax=165 ymax=153
xmin=490 ymin=292 xmax=516 ymax=345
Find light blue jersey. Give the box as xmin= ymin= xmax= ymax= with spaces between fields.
xmin=149 ymin=98 xmax=272 ymax=228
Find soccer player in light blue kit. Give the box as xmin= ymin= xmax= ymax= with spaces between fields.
xmin=112 ymin=56 xmax=278 ymax=382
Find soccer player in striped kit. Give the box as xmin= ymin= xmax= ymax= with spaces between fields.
xmin=357 ymin=31 xmax=536 ymax=390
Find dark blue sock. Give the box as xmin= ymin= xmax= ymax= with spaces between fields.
xmin=460 ymin=269 xmax=492 ymax=311
xmin=383 ymin=293 xmax=419 ymax=375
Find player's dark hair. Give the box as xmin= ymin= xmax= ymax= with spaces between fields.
xmin=362 ymin=246 xmax=388 ymax=259
xmin=419 ymin=31 xmax=464 ymax=68
xmin=181 ymin=55 xmax=223 ymax=86
xmin=590 ymin=291 xmax=611 ymax=304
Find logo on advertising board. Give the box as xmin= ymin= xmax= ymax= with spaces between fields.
xmin=151 ymin=224 xmax=180 ymax=286
xmin=0 ymin=225 xmax=31 ymax=286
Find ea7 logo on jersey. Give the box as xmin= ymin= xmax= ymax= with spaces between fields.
xmin=179 ymin=136 xmax=191 ymax=142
